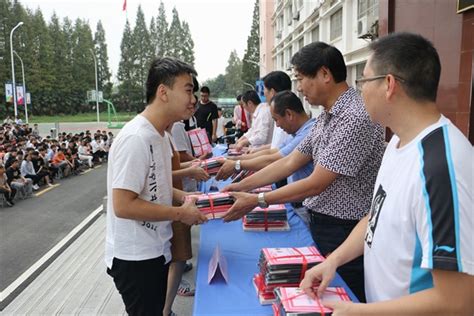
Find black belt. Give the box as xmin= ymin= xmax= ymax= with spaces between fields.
xmin=291 ymin=202 xmax=303 ymax=208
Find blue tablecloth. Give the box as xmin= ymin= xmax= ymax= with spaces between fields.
xmin=193 ymin=145 xmax=358 ymax=315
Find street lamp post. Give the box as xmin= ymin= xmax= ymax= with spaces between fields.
xmin=242 ymin=81 xmax=255 ymax=90
xmin=10 ymin=21 xmax=24 ymax=120
xmin=13 ymin=50 xmax=28 ymax=123
xmin=91 ymin=50 xmax=99 ymax=123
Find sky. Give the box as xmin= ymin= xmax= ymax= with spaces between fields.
xmin=19 ymin=0 xmax=255 ymax=83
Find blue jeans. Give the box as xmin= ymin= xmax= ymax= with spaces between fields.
xmin=309 ymin=212 xmax=366 ymax=302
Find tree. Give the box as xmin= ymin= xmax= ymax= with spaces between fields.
xmin=28 ymin=9 xmax=55 ymax=114
xmin=224 ymin=50 xmax=243 ymax=97
xmin=94 ymin=20 xmax=112 ymax=97
xmin=154 ymin=1 xmax=169 ymax=58
xmin=132 ymin=5 xmax=152 ymax=109
xmin=181 ymin=21 xmax=195 ymax=65
xmin=117 ymin=20 xmax=139 ymax=112
xmin=167 ymin=7 xmax=183 ymax=60
xmin=48 ymin=13 xmax=70 ymax=115
xmin=203 ymin=74 xmax=227 ymax=98
xmin=241 ymin=0 xmax=260 ymax=91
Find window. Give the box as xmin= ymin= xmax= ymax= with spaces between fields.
xmin=299 ymin=37 xmax=305 ymax=50
xmin=311 ymin=26 xmax=319 ymax=42
xmin=330 ymin=9 xmax=342 ymax=41
xmin=288 ymin=46 xmax=293 ymax=65
xmin=358 ymin=0 xmax=378 ymax=19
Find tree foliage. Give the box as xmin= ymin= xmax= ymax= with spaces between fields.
xmin=0 ymin=1 xmax=196 ymax=117
xmin=241 ymin=0 xmax=260 ymax=91
xmin=0 ymin=1 xmax=112 ymax=117
xmin=203 ymin=50 xmax=243 ymax=98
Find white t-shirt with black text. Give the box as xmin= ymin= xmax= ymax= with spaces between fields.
xmin=364 ymin=115 xmax=473 ymax=302
xmin=105 ymin=115 xmax=173 ymax=268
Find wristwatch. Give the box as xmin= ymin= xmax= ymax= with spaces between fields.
xmin=235 ymin=160 xmax=241 ymax=172
xmin=257 ymin=192 xmax=269 ymax=208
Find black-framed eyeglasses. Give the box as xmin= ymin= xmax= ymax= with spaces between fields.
xmin=355 ymin=74 xmax=405 ymax=91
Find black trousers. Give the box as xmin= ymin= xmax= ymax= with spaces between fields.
xmin=0 ymin=187 xmax=16 ymax=202
xmin=309 ymin=212 xmax=366 ymax=303
xmin=107 ymin=256 xmax=170 ymax=316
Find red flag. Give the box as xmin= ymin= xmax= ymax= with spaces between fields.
xmin=122 ymin=0 xmax=127 ymax=11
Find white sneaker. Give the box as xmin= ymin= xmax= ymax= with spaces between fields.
xmin=47 ymin=183 xmax=54 ymax=187
xmin=33 ymin=184 xmax=40 ymax=190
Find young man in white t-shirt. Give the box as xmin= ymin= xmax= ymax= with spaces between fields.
xmin=299 ymin=33 xmax=473 ymax=314
xmin=105 ymin=57 xmax=207 ymax=316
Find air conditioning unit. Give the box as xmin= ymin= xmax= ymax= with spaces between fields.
xmin=357 ymin=16 xmax=368 ymax=36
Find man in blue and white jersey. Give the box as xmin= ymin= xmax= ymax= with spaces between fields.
xmin=300 ymin=32 xmax=473 ymax=314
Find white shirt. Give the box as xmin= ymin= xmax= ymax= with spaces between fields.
xmin=270 ymin=124 xmax=291 ymax=149
xmin=20 ymin=160 xmax=36 ymax=176
xmin=78 ymin=145 xmax=90 ymax=156
xmin=243 ymin=103 xmax=274 ymax=147
xmin=171 ymin=122 xmax=193 ymax=156
xmin=170 ymin=122 xmax=197 ymax=192
xmin=216 ymin=117 xmax=225 ymax=138
xmin=105 ymin=115 xmax=173 ymax=268
xmin=364 ymin=116 xmax=473 ymax=302
xmin=91 ymin=140 xmax=100 ymax=153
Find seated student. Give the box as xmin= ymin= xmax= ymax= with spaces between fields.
xmin=299 ymin=32 xmax=474 ymax=314
xmin=52 ymin=148 xmax=71 ymax=177
xmin=78 ymin=139 xmax=94 ymax=168
xmin=91 ymin=135 xmax=106 ymax=162
xmin=218 ymin=91 xmax=316 ymax=224
xmin=31 ymin=151 xmax=53 ymax=186
xmin=20 ymin=152 xmax=46 ymax=190
xmin=6 ymin=159 xmax=33 ymax=198
xmin=0 ymin=165 xmax=16 ymax=206
xmin=233 ymin=90 xmax=274 ymax=151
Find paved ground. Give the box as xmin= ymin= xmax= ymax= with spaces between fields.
xmin=0 ymin=164 xmax=107 ymax=291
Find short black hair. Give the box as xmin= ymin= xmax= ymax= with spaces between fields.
xmin=291 ymin=42 xmax=347 ymax=83
xmin=369 ymin=32 xmax=441 ymax=102
xmin=242 ymin=90 xmax=261 ymax=105
xmin=146 ymin=57 xmax=197 ymax=104
xmin=217 ymin=107 xmax=222 ymax=111
xmin=193 ymin=76 xmax=199 ymax=93
xmin=236 ymin=94 xmax=242 ymax=101
xmin=262 ymin=71 xmax=292 ymax=92
xmin=200 ymin=86 xmax=210 ymax=94
xmin=271 ymin=91 xmax=305 ymax=116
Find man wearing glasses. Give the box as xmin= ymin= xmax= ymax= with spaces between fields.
xmin=223 ymin=42 xmax=386 ymax=302
xmin=300 ymin=33 xmax=473 ymax=314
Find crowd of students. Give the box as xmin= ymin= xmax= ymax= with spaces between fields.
xmin=0 ymin=122 xmax=113 ymax=207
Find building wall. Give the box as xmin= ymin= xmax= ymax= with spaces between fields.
xmin=260 ymin=0 xmax=275 ymax=76
xmin=263 ymin=0 xmax=377 ymax=117
xmin=379 ymin=0 xmax=473 ymax=142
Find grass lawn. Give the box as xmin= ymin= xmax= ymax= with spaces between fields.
xmin=28 ymin=112 xmax=136 ymax=123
